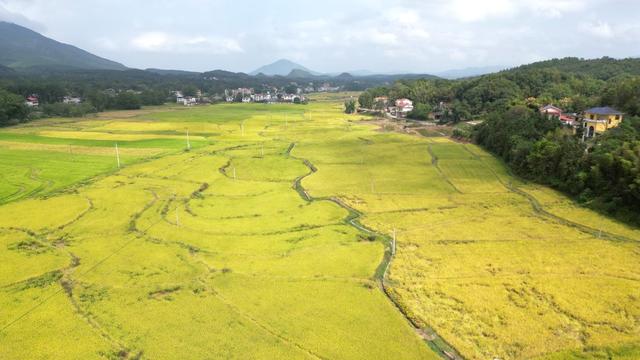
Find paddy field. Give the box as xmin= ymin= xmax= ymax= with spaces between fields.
xmin=0 ymin=98 xmax=638 ymax=359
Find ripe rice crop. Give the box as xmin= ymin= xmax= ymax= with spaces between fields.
xmin=0 ymin=100 xmax=637 ymax=360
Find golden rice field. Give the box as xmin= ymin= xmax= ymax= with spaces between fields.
xmin=0 ymin=98 xmax=638 ymax=360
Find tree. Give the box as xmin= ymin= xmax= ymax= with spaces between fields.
xmin=86 ymin=91 xmax=110 ymax=112
xmin=0 ymin=89 xmax=29 ymax=126
xmin=111 ymin=92 xmax=141 ymax=110
xmin=408 ymin=103 xmax=432 ymax=120
xmin=358 ymin=92 xmax=373 ymax=109
xmin=140 ymin=90 xmax=168 ymax=106
xmin=344 ymin=99 xmax=357 ymax=114
xmin=284 ymin=84 xmax=298 ymax=94
xmin=373 ymin=99 xmax=386 ymax=111
xmin=182 ymin=85 xmax=199 ymax=97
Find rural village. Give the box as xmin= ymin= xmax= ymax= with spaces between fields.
xmin=1 ymin=2 xmax=639 ymax=360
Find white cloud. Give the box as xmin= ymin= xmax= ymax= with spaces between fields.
xmin=1 ymin=0 xmax=639 ymax=72
xmin=0 ymin=2 xmax=45 ymax=31
xmin=582 ymin=21 xmax=614 ymax=39
xmin=95 ymin=37 xmax=119 ymax=51
xmin=527 ymin=0 xmax=586 ymax=18
xmin=442 ymin=0 xmax=588 ymax=22
xmin=130 ymin=31 xmax=243 ymax=54
xmin=445 ymin=0 xmax=518 ymax=22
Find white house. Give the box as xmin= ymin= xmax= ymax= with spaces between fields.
xmin=25 ymin=95 xmax=39 ymax=107
xmin=252 ymin=94 xmax=271 ymax=102
xmin=225 ymin=96 xmax=235 ymax=102
xmin=281 ymin=94 xmax=295 ymax=102
xmin=242 ymin=97 xmax=252 ymax=103
xmin=178 ymin=97 xmax=198 ymax=106
xmin=63 ymin=96 xmax=82 ymax=104
xmin=395 ymin=98 xmax=414 ymax=114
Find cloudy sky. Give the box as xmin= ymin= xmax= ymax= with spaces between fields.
xmin=1 ymin=0 xmax=639 ymax=73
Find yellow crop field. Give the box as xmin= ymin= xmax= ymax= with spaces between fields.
xmin=0 ymin=98 xmax=638 ymax=359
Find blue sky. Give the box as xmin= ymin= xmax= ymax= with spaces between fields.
xmin=1 ymin=0 xmax=639 ymax=73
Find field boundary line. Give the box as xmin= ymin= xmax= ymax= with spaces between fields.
xmin=0 ymin=190 xmax=162 ymax=358
xmin=427 ymin=144 xmax=462 ymax=194
xmin=462 ymin=144 xmax=637 ymax=243
xmin=287 ymin=141 xmax=464 ymax=360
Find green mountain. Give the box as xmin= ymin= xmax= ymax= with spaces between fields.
xmin=286 ymin=68 xmax=316 ymax=78
xmin=0 ymin=21 xmax=127 ymax=71
xmin=250 ymin=59 xmax=321 ymax=76
xmin=507 ymin=57 xmax=640 ymax=80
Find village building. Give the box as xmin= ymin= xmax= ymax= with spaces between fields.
xmin=175 ymin=91 xmax=198 ymax=106
xmin=251 ymin=93 xmax=272 ymax=102
xmin=431 ymin=102 xmax=449 ymax=121
xmin=242 ymin=97 xmax=251 ymax=103
xmin=225 ymin=96 xmax=235 ymax=102
xmin=25 ymin=95 xmax=39 ymax=107
xmin=63 ymin=96 xmax=82 ymax=104
xmin=394 ymin=98 xmax=414 ymax=117
xmin=179 ymin=97 xmax=198 ymax=106
xmin=540 ymin=104 xmax=579 ymax=127
xmin=539 ymin=105 xmax=563 ymax=117
xmin=583 ymin=107 xmax=624 ymax=138
xmin=281 ymin=94 xmax=304 ymax=102
xmin=374 ymin=96 xmax=389 ymax=108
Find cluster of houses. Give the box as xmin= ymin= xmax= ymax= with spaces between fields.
xmin=24 ymin=95 xmax=83 ymax=107
xmin=368 ymin=97 xmax=624 ymax=139
xmin=371 ymin=96 xmax=415 ymax=118
xmin=223 ymin=88 xmax=306 ymax=104
xmin=539 ymin=104 xmax=624 ymax=138
xmin=174 ymin=91 xmax=200 ymax=106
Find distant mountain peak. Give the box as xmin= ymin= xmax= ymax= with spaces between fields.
xmin=0 ymin=21 xmax=127 ymax=71
xmin=286 ymin=68 xmax=314 ymax=78
xmin=250 ymin=59 xmax=320 ymax=76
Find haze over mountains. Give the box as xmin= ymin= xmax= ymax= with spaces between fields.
xmin=0 ymin=21 xmax=504 ymax=79
xmin=1 ymin=21 xmax=638 ymax=82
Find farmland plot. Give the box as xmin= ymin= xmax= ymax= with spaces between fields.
xmin=295 ymin=119 xmax=640 ymax=359
xmin=0 ymin=102 xmax=433 ymax=359
xmin=0 ymin=99 xmax=638 ymax=360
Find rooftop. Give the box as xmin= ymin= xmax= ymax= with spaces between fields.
xmin=585 ymin=107 xmax=624 ymax=115
xmin=541 ymin=105 xmax=562 ymax=112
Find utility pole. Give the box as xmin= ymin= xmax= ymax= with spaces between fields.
xmin=115 ymin=143 xmax=121 ymax=169
xmin=186 ymin=129 xmax=191 ymax=150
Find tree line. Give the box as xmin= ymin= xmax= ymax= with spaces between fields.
xmin=474 ymin=105 xmax=640 ymax=224
xmin=357 ymin=57 xmax=640 ymax=223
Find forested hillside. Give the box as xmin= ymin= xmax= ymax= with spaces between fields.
xmin=358 ymin=57 xmax=640 ymax=223
xmin=512 ymin=57 xmax=640 ymax=80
